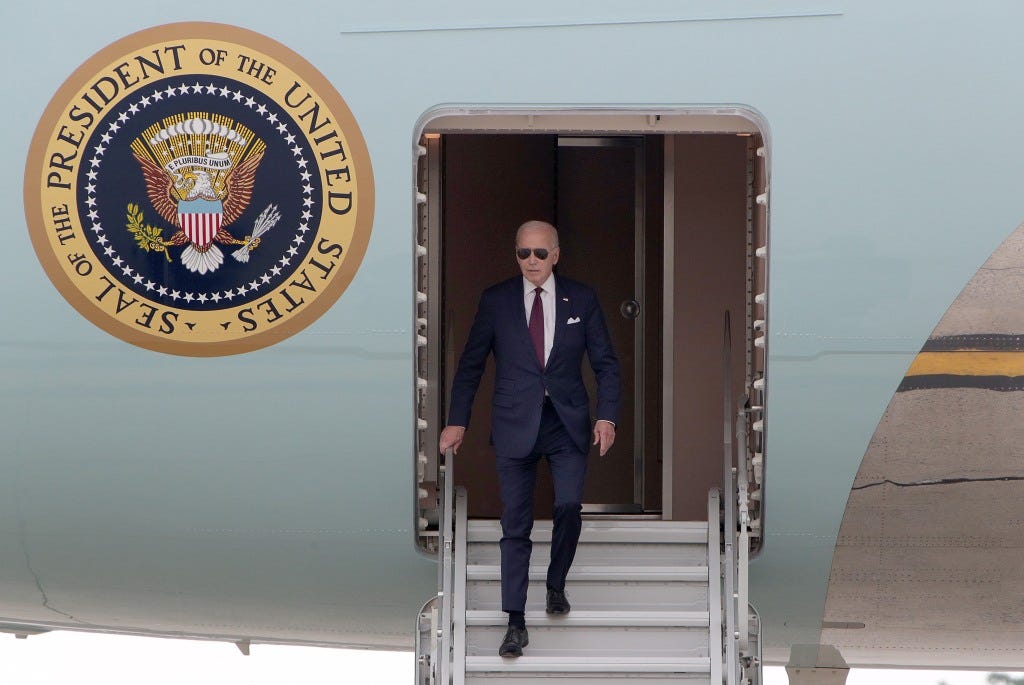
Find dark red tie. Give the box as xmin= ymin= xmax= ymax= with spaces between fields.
xmin=529 ymin=287 xmax=545 ymax=370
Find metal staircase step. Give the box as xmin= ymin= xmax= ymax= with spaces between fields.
xmin=464 ymin=610 xmax=711 ymax=659
xmin=466 ymin=625 xmax=709 ymax=659
xmin=465 ymin=610 xmax=710 ymax=627
xmin=466 ymin=564 xmax=708 ymax=582
xmin=467 ymin=540 xmax=707 ymax=566
xmin=466 ymin=675 xmax=711 ymax=685
xmin=465 ymin=655 xmax=711 ymax=673
xmin=468 ymin=519 xmax=707 ymax=544
xmin=466 ymin=578 xmax=709 ymax=612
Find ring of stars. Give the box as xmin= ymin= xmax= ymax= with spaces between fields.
xmin=84 ymin=79 xmax=317 ymax=307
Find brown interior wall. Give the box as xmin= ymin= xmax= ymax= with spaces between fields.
xmin=443 ymin=134 xmax=556 ymax=518
xmin=671 ymin=135 xmax=751 ymax=521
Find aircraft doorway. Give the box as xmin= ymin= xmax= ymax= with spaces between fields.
xmin=414 ymin=110 xmax=767 ymax=534
xmin=436 ymin=134 xmax=656 ymax=518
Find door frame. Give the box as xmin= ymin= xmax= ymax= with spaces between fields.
xmin=413 ymin=106 xmax=770 ymax=548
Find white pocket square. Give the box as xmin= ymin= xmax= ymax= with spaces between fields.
xmin=567 ymin=316 xmax=581 ymax=325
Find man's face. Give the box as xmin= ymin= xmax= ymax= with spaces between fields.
xmin=516 ymin=226 xmax=560 ymax=287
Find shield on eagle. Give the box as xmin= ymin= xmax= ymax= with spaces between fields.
xmin=177 ymin=199 xmax=224 ymax=249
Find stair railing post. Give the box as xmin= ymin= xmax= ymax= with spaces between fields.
xmin=438 ymin=448 xmax=456 ymax=685
xmin=745 ymin=602 xmax=763 ymax=685
xmin=452 ymin=486 xmax=468 ymax=685
xmin=722 ymin=313 xmax=739 ymax=685
xmin=735 ymin=403 xmax=751 ymax=654
xmin=708 ymin=489 xmax=724 ymax=685
xmin=414 ymin=595 xmax=440 ymax=685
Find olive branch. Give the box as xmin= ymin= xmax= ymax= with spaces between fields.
xmin=126 ymin=203 xmax=171 ymax=262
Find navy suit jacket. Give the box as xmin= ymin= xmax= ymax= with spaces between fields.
xmin=447 ymin=275 xmax=621 ymax=459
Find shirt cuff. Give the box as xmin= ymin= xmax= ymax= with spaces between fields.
xmin=595 ymin=419 xmax=616 ymax=428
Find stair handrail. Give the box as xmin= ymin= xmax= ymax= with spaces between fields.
xmin=735 ymin=400 xmax=751 ymax=655
xmin=722 ymin=312 xmax=739 ymax=685
xmin=437 ymin=447 xmax=456 ymax=685
xmin=452 ymin=486 xmax=468 ymax=685
xmin=707 ymin=489 xmax=723 ymax=685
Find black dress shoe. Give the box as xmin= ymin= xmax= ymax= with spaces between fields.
xmin=546 ymin=588 xmax=571 ymax=614
xmin=498 ymin=625 xmax=529 ymax=657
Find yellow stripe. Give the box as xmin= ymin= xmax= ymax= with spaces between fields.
xmin=906 ymin=352 xmax=1024 ymax=377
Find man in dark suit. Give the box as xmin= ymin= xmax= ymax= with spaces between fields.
xmin=439 ymin=220 xmax=620 ymax=658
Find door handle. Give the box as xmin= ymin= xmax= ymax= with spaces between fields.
xmin=620 ymin=299 xmax=640 ymax=320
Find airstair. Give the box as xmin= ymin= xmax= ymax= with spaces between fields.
xmin=417 ymin=487 xmax=759 ymax=684
xmin=416 ymin=316 xmax=763 ymax=685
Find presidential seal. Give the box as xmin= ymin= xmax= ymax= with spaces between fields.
xmin=24 ymin=23 xmax=373 ymax=356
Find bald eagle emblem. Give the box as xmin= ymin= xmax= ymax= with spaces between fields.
xmin=127 ymin=114 xmax=281 ymax=274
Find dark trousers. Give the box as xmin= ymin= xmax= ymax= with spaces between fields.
xmin=496 ymin=399 xmax=588 ymax=613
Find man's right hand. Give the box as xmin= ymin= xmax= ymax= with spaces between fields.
xmin=439 ymin=425 xmax=466 ymax=455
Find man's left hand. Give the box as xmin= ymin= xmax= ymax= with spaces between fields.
xmin=593 ymin=420 xmax=616 ymax=456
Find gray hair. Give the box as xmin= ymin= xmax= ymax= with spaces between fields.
xmin=515 ymin=220 xmax=559 ymax=248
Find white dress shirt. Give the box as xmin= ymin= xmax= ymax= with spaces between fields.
xmin=523 ymin=274 xmax=556 ymax=366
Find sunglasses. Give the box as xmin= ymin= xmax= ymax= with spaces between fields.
xmin=516 ymin=247 xmax=552 ymax=260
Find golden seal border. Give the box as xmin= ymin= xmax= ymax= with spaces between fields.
xmin=24 ymin=22 xmax=375 ymax=357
